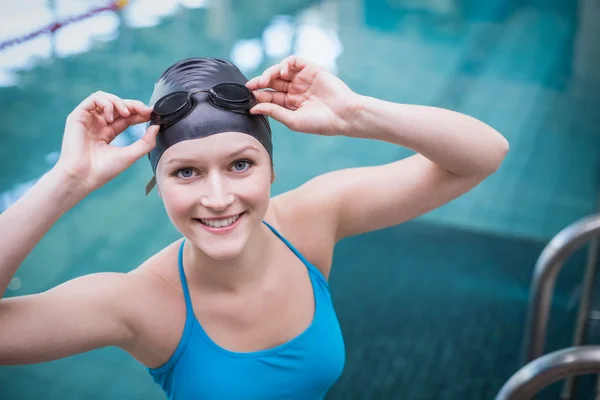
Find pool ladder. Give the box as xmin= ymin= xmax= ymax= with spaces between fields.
xmin=496 ymin=214 xmax=600 ymax=399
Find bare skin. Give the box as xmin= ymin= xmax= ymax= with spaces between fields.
xmin=0 ymin=56 xmax=508 ymax=369
xmin=121 ymin=204 xmax=324 ymax=368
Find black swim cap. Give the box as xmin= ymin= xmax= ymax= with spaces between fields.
xmin=145 ymin=57 xmax=272 ymax=194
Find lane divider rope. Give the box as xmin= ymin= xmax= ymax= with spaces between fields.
xmin=0 ymin=0 xmax=129 ymax=52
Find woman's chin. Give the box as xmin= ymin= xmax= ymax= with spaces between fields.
xmin=196 ymin=239 xmax=248 ymax=261
xmin=204 ymin=247 xmax=243 ymax=261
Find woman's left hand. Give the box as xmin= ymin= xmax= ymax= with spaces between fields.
xmin=246 ymin=56 xmax=359 ymax=136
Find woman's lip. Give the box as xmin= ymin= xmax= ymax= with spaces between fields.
xmin=194 ymin=212 xmax=244 ymax=233
xmin=197 ymin=212 xmax=244 ymax=221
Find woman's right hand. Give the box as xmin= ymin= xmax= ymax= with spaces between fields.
xmin=55 ymin=91 xmax=160 ymax=193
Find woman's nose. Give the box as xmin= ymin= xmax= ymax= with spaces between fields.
xmin=200 ymin=174 xmax=235 ymax=211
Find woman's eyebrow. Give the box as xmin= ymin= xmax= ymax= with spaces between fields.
xmin=163 ymin=157 xmax=197 ymax=166
xmin=226 ymin=146 xmax=260 ymax=158
xmin=163 ymin=146 xmax=259 ymax=166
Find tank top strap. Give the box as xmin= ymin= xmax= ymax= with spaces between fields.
xmin=177 ymin=239 xmax=194 ymax=318
xmin=262 ymin=221 xmax=329 ymax=286
xmin=148 ymin=239 xmax=195 ymax=377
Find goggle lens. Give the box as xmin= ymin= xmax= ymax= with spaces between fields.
xmin=151 ymin=83 xmax=256 ymax=129
xmin=154 ymin=91 xmax=190 ymax=116
xmin=212 ymin=83 xmax=251 ymax=102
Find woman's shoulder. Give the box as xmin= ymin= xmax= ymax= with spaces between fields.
xmin=114 ymin=238 xmax=186 ymax=329
xmin=268 ymin=193 xmax=336 ymax=278
xmin=129 ymin=238 xmax=184 ymax=291
xmin=117 ymin=239 xmax=188 ymax=367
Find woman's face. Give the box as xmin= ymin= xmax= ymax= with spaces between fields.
xmin=156 ymin=132 xmax=273 ymax=260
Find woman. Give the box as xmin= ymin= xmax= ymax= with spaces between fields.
xmin=0 ymin=56 xmax=508 ymax=399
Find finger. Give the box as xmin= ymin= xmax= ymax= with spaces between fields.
xmin=80 ymin=94 xmax=114 ymax=123
xmin=95 ymin=91 xmax=130 ymax=119
xmin=250 ymin=103 xmax=299 ymax=130
xmin=253 ymin=90 xmax=294 ymax=109
xmin=249 ymin=77 xmax=290 ymax=93
xmin=77 ymin=93 xmax=103 ymax=112
xmin=109 ymin=111 xmax=152 ymax=135
xmin=280 ymin=58 xmax=301 ymax=80
xmin=123 ymin=99 xmax=152 ymax=117
xmin=245 ymin=76 xmax=261 ymax=90
xmin=267 ymin=78 xmax=291 ymax=93
xmin=279 ymin=58 xmax=293 ymax=81
xmin=279 ymin=68 xmax=298 ymax=83
xmin=280 ymin=59 xmax=289 ymax=79
xmin=258 ymin=63 xmax=284 ymax=88
xmin=280 ymin=56 xmax=311 ymax=75
xmin=121 ymin=125 xmax=159 ymax=162
xmin=247 ymin=57 xmax=307 ymax=90
xmin=282 ymin=55 xmax=311 ymax=71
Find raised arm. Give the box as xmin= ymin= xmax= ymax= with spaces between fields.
xmin=0 ymin=168 xmax=85 ymax=299
xmin=305 ymin=96 xmax=509 ymax=240
xmin=248 ymin=56 xmax=508 ymax=276
xmin=0 ymin=92 xmax=159 ymax=364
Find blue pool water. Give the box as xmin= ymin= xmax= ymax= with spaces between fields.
xmin=1 ymin=0 xmax=599 ymax=399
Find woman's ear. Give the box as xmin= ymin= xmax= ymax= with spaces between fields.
xmin=271 ymin=167 xmax=276 ymax=184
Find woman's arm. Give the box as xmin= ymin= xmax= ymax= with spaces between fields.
xmin=276 ymin=97 xmax=507 ymax=244
xmin=0 ymin=272 xmax=136 ymax=365
xmin=0 ymin=168 xmax=85 ymax=299
xmin=0 ymin=92 xmax=158 ymax=364
xmin=346 ymin=96 xmax=508 ymax=178
xmin=316 ymin=95 xmax=508 ymax=239
xmin=250 ymin=56 xmax=508 ymax=275
xmin=0 ymin=169 xmax=134 ymax=366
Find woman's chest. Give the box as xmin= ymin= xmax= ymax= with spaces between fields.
xmin=169 ymin=323 xmax=346 ymax=400
xmin=136 ymin=252 xmax=316 ymax=366
xmin=162 ymin=270 xmax=346 ymax=399
xmin=191 ymin=256 xmax=315 ymax=353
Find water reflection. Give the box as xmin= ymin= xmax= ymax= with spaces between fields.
xmin=55 ymin=11 xmax=120 ymax=57
xmin=0 ymin=0 xmax=213 ymax=86
xmin=0 ymin=0 xmax=345 ymax=212
xmin=262 ymin=16 xmax=294 ymax=58
xmin=0 ymin=2 xmax=53 ymax=73
xmin=0 ymin=177 xmax=38 ymax=213
xmin=0 ymin=1 xmax=599 ymax=399
xmin=0 ymin=0 xmax=345 ymax=86
xmin=288 ymin=2 xmax=342 ymax=73
xmin=0 ymin=125 xmax=142 ymax=213
xmin=0 ymin=0 xmax=598 ymax=240
xmin=124 ymin=0 xmax=179 ymax=28
xmin=230 ymin=38 xmax=264 ymax=74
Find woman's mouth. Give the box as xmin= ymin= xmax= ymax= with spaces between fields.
xmin=194 ymin=212 xmax=245 ymax=233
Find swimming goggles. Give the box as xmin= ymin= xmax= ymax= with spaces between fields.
xmin=150 ymin=82 xmax=258 ymax=131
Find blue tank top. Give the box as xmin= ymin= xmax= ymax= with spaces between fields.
xmin=149 ymin=221 xmax=346 ymax=399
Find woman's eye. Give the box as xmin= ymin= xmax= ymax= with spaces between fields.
xmin=175 ymin=168 xmax=196 ymax=179
xmin=232 ymin=160 xmax=252 ymax=172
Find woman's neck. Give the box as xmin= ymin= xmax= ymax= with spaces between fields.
xmin=183 ymin=223 xmax=274 ymax=293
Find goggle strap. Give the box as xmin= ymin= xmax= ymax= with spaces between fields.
xmin=190 ymin=89 xmax=208 ymax=96
xmin=145 ymin=176 xmax=157 ymax=196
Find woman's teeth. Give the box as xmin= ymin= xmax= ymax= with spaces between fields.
xmin=199 ymin=214 xmax=241 ymax=228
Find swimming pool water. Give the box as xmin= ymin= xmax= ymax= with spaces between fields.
xmin=0 ymin=221 xmax=591 ymax=399
xmin=1 ymin=0 xmax=599 ymax=399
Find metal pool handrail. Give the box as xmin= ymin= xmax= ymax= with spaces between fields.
xmin=496 ymin=346 xmax=600 ymax=400
xmin=522 ymin=214 xmax=600 ymax=364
